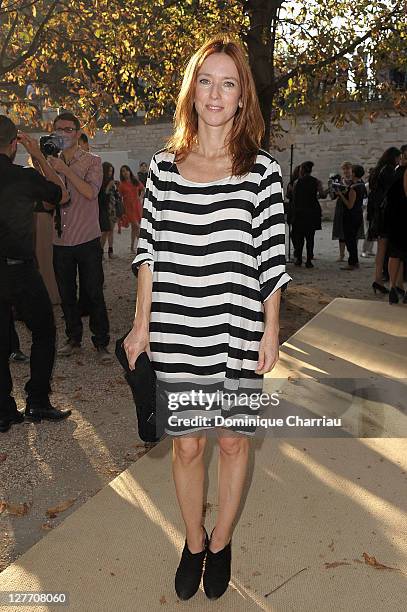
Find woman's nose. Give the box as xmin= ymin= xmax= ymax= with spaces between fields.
xmin=209 ymin=83 xmax=221 ymax=99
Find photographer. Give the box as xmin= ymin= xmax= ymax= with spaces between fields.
xmin=337 ymin=165 xmax=367 ymax=271
xmin=330 ymin=161 xmax=353 ymax=262
xmin=0 ymin=115 xmax=71 ymax=433
xmin=49 ymin=112 xmax=111 ymax=362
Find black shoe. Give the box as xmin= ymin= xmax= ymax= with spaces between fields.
xmin=305 ymin=260 xmax=314 ymax=268
xmin=175 ymin=526 xmax=209 ymax=600
xmin=203 ymin=528 xmax=232 ymax=600
xmin=294 ymin=259 xmax=302 ymax=266
xmin=9 ymin=350 xmax=29 ymax=363
xmin=25 ymin=403 xmax=72 ymax=422
xmin=389 ymin=288 xmax=399 ymax=305
xmin=372 ymin=281 xmax=389 ymax=295
xmin=0 ymin=410 xmax=24 ymax=433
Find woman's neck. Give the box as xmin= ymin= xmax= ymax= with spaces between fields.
xmin=195 ymin=121 xmax=231 ymax=160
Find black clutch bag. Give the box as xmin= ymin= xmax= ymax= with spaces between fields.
xmin=115 ymin=332 xmax=166 ymax=443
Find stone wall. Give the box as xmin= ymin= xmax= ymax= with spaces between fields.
xmin=24 ymin=111 xmax=407 ymax=219
xmin=92 ymin=112 xmax=406 ymax=219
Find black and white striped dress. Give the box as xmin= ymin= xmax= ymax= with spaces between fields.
xmin=132 ymin=149 xmax=291 ymax=436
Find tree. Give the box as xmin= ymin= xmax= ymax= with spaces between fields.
xmin=244 ymin=0 xmax=407 ymax=147
xmin=1 ymin=0 xmax=406 ymax=148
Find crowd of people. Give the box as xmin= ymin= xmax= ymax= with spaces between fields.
xmin=0 ymin=111 xmax=151 ymax=435
xmin=286 ymin=145 xmax=407 ymax=303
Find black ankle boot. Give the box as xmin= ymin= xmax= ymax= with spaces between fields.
xmin=203 ymin=528 xmax=232 ymax=600
xmin=175 ymin=526 xmax=208 ymax=600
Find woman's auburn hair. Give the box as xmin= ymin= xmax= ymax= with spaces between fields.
xmin=166 ymin=34 xmax=265 ymax=177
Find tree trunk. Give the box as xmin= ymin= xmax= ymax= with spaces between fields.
xmin=245 ymin=0 xmax=282 ymax=150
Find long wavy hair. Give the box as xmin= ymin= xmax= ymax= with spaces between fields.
xmin=369 ymin=147 xmax=401 ymax=189
xmin=166 ymin=35 xmax=265 ymax=177
xmin=102 ymin=161 xmax=114 ymax=190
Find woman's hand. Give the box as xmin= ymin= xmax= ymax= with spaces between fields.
xmin=123 ymin=325 xmax=151 ymax=370
xmin=255 ymin=327 xmax=279 ymax=375
xmin=105 ymin=179 xmax=114 ymax=192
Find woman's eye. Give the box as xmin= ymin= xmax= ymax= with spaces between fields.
xmin=224 ymin=81 xmax=235 ymax=88
xmin=199 ymin=78 xmax=210 ymax=85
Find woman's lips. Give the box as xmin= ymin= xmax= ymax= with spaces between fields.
xmin=206 ymin=105 xmax=224 ymax=111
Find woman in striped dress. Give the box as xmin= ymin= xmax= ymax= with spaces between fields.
xmin=124 ymin=35 xmax=291 ymax=601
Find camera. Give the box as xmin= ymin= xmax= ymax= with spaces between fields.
xmin=328 ymin=173 xmax=347 ymax=199
xmin=39 ymin=133 xmax=64 ymax=158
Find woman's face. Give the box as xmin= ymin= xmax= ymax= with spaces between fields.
xmin=122 ymin=167 xmax=130 ymax=180
xmin=342 ymin=165 xmax=352 ymax=180
xmin=194 ymin=52 xmax=242 ymax=129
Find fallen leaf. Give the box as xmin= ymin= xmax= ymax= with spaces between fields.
xmin=0 ymin=501 xmax=8 ymax=514
xmin=362 ymin=552 xmax=398 ymax=570
xmin=328 ymin=539 xmax=335 ymax=551
xmin=324 ymin=561 xmax=351 ymax=568
xmin=159 ymin=595 xmax=167 ymax=604
xmin=6 ymin=502 xmax=32 ymax=516
xmin=41 ymin=522 xmax=54 ymax=530
xmin=0 ymin=453 xmax=7 ymax=462
xmin=46 ymin=498 xmax=76 ymax=517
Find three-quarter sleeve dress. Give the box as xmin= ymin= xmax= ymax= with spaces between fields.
xmin=132 ymin=149 xmax=292 ymax=436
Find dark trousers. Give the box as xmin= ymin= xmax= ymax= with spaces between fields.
xmin=53 ymin=238 xmax=110 ymax=348
xmin=9 ymin=315 xmax=20 ymax=354
xmin=292 ymin=224 xmax=315 ymax=262
xmin=343 ymin=212 xmax=362 ymax=266
xmin=0 ymin=261 xmax=56 ymax=417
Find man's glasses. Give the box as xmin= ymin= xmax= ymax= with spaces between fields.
xmin=55 ymin=127 xmax=78 ymax=134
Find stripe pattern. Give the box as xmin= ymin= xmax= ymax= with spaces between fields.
xmin=132 ymin=149 xmax=292 ymax=435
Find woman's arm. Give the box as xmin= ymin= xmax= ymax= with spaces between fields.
xmin=338 ymin=187 xmax=356 ymax=209
xmin=255 ymin=289 xmax=281 ymax=375
xmin=123 ymin=263 xmax=152 ymax=369
xmin=252 ymin=159 xmax=292 ymax=375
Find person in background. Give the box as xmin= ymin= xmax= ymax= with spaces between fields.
xmin=384 ymin=155 xmax=407 ymax=304
xmin=292 ymin=161 xmax=326 ymax=268
xmin=336 ymin=165 xmax=366 ymax=270
xmin=331 ymin=161 xmax=353 ymax=262
xmin=98 ymin=162 xmax=122 ymax=258
xmin=78 ymin=132 xmax=90 ymax=152
xmin=368 ymin=147 xmax=401 ymax=295
xmin=118 ymin=165 xmax=144 ymax=253
xmin=361 ymin=168 xmax=375 ymax=258
xmin=0 ymin=115 xmax=71 ymax=433
xmin=137 ymin=161 xmax=148 ymax=187
xmin=49 ymin=112 xmax=111 ymax=363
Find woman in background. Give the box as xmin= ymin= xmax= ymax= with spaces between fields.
xmin=98 ymin=162 xmax=122 ymax=258
xmin=368 ymin=147 xmax=401 ymax=294
xmin=331 ymin=161 xmax=354 ymax=262
xmin=118 ymin=165 xmax=144 ymax=253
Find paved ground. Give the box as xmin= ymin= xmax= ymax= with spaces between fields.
xmin=0 ymin=222 xmax=402 ymax=572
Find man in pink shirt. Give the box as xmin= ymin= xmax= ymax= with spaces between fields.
xmin=49 ymin=112 xmax=111 ymax=362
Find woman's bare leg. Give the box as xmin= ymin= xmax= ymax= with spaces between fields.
xmin=172 ymin=435 xmax=207 ymax=552
xmin=107 ymin=230 xmax=114 ymax=249
xmin=100 ymin=232 xmax=108 ymax=250
xmin=375 ymin=237 xmax=388 ymax=283
xmin=210 ymin=431 xmax=250 ymax=552
xmin=388 ymin=257 xmax=401 ymax=289
xmin=396 ymin=261 xmax=404 ymax=289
